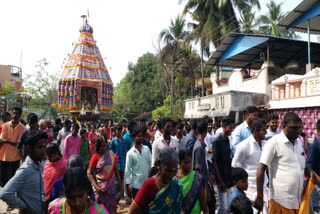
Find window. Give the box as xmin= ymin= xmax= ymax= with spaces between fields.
xmin=221 ymin=96 xmax=224 ymax=108
xmin=188 ymin=102 xmax=191 ymax=110
xmin=192 ymin=102 xmax=195 ymax=110
xmin=215 ymin=97 xmax=219 ymax=108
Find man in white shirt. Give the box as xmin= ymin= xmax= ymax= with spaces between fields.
xmin=265 ymin=113 xmax=280 ymax=141
xmin=232 ymin=118 xmax=268 ymax=213
xmin=255 ymin=112 xmax=305 ymax=213
xmin=204 ymin=117 xmax=214 ymax=167
xmin=152 ymin=117 xmax=179 ymax=166
xmin=125 ymin=126 xmax=152 ymax=199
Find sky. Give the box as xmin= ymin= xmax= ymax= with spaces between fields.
xmin=0 ymin=0 xmax=313 ymax=86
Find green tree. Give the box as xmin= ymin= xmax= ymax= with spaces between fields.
xmin=0 ymin=82 xmax=21 ymax=111
xmin=23 ymin=58 xmax=58 ymax=119
xmin=113 ymin=53 xmax=166 ymax=119
xmin=257 ymin=1 xmax=297 ymax=38
xmin=181 ymin=0 xmax=261 ymax=47
xmin=159 ymin=15 xmax=190 ymax=118
xmin=239 ymin=8 xmax=258 ymax=33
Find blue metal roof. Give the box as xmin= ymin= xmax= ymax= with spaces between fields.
xmin=218 ymin=35 xmax=269 ymax=63
xmin=278 ymin=0 xmax=320 ymax=34
xmin=207 ymin=32 xmax=320 ymax=68
xmin=288 ymin=1 xmax=320 ymax=28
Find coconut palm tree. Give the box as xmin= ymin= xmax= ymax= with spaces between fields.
xmin=181 ymin=0 xmax=261 ymax=47
xmin=257 ymin=0 xmax=297 ymax=38
xmin=159 ymin=15 xmax=190 ymax=117
xmin=239 ymin=8 xmax=258 ymax=33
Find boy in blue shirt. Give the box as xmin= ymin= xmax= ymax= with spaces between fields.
xmin=229 ymin=167 xmax=249 ymax=213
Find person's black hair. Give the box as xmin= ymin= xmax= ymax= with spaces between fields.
xmin=64 ymin=119 xmax=72 ymax=126
xmin=13 ymin=106 xmax=22 ymax=114
xmin=204 ymin=116 xmax=213 ymax=124
xmin=67 ymin=155 xmax=84 ymax=169
xmin=63 ymin=167 xmax=92 ymax=196
xmin=245 ymin=106 xmax=258 ymax=116
xmin=80 ymin=129 xmax=87 ymax=135
xmin=317 ymin=119 xmax=320 ymax=131
xmin=72 ymin=123 xmax=80 ymax=130
xmin=156 ymin=119 xmax=163 ymax=129
xmin=213 ymin=121 xmax=221 ymax=129
xmin=172 ymin=120 xmax=177 ymax=128
xmin=55 ymin=118 xmax=62 ymax=125
xmin=96 ymin=136 xmax=106 ymax=153
xmin=127 ymin=121 xmax=137 ymax=131
xmin=25 ymin=129 xmax=48 ymax=148
xmin=46 ymin=143 xmax=60 ymax=156
xmin=27 ymin=113 xmax=38 ymax=124
xmin=104 ymin=119 xmax=109 ymax=123
xmin=131 ymin=126 xmax=146 ymax=138
xmin=185 ymin=124 xmax=191 ymax=133
xmin=191 ymin=119 xmax=198 ymax=130
xmin=116 ymin=124 xmax=123 ymax=130
xmin=177 ymin=123 xmax=184 ymax=130
xmin=141 ymin=118 xmax=146 ymax=123
xmin=232 ymin=167 xmax=248 ymax=182
xmin=179 ymin=149 xmax=193 ymax=162
xmin=2 ymin=112 xmax=11 ymax=118
xmin=230 ymin=195 xmax=253 ymax=214
xmin=221 ymin=116 xmax=234 ymax=127
xmin=268 ymin=113 xmax=279 ymax=122
xmin=147 ymin=121 xmax=153 ymax=126
xmin=161 ymin=117 xmax=173 ymax=128
xmin=283 ymin=112 xmax=302 ymax=128
xmin=251 ymin=118 xmax=267 ymax=132
xmin=197 ymin=119 xmax=208 ymax=134
xmin=122 ymin=119 xmax=127 ymax=123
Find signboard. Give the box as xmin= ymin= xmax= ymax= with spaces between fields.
xmin=307 ymin=77 xmax=320 ymax=96
xmin=197 ymin=104 xmax=210 ymax=110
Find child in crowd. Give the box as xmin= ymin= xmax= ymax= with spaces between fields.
xmin=230 ymin=195 xmax=253 ymax=214
xmin=229 ymin=167 xmax=249 ymax=213
xmin=44 ymin=143 xmax=67 ymax=202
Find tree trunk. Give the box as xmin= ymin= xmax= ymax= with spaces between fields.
xmin=170 ymin=69 xmax=174 ymax=118
xmin=201 ymin=48 xmax=204 ymax=97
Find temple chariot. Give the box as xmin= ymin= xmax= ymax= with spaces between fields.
xmin=56 ymin=16 xmax=113 ymax=120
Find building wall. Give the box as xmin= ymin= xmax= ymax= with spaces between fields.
xmin=211 ymin=67 xmax=268 ymax=95
xmin=272 ymin=107 xmax=320 ymax=141
xmin=0 ymin=65 xmax=12 ymax=86
xmin=0 ymin=65 xmax=22 ymax=89
xmin=184 ymin=91 xmax=268 ymax=119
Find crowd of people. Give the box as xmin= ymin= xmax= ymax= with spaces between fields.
xmin=0 ymin=106 xmax=319 ymax=214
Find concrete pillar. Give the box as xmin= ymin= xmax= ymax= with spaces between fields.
xmin=272 ymin=85 xmax=275 ymax=100
xmin=285 ymin=83 xmax=290 ymax=99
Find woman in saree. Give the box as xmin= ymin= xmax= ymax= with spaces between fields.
xmin=88 ymin=126 xmax=98 ymax=158
xmin=128 ymin=147 xmax=183 ymax=214
xmin=48 ymin=167 xmax=109 ymax=214
xmin=176 ymin=149 xmax=208 ymax=214
xmin=87 ymin=136 xmax=121 ymax=214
